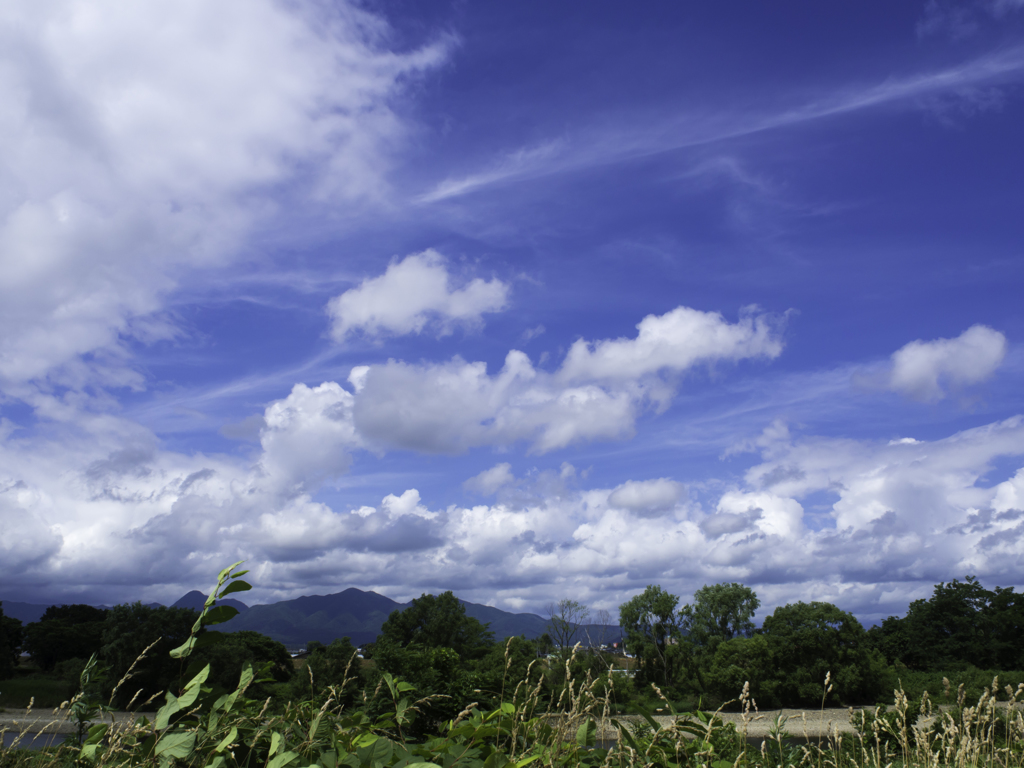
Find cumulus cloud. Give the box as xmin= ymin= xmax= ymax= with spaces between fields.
xmin=889 ymin=325 xmax=1007 ymax=401
xmin=3 ymin=406 xmax=1024 ymax=621
xmin=259 ymin=382 xmax=361 ymax=496
xmin=326 ymin=250 xmax=510 ymax=341
xmin=352 ymin=305 xmax=784 ymax=454
xmin=0 ymin=0 xmax=446 ymax=396
xmin=558 ymin=305 xmax=784 ymax=384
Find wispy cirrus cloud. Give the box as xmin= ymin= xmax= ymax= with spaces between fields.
xmin=418 ymin=46 xmax=1024 ymax=202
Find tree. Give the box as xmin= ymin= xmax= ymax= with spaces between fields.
xmin=896 ymin=577 xmax=998 ymax=670
xmin=546 ymin=599 xmax=590 ymax=650
xmin=23 ymin=604 xmax=108 ymax=671
xmin=680 ymin=583 xmax=759 ymax=650
xmin=679 ymin=582 xmax=760 ymax=693
xmin=373 ymin=592 xmax=494 ymax=732
xmin=758 ymin=601 xmax=887 ymax=706
xmin=378 ymin=591 xmax=493 ymax=660
xmin=100 ymin=602 xmax=199 ymax=707
xmin=618 ymin=585 xmax=682 ymax=686
xmin=198 ymin=630 xmax=293 ymax=696
xmin=0 ymin=603 xmax=23 ymax=679
xmin=300 ymin=637 xmax=362 ymax=707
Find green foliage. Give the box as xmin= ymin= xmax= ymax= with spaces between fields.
xmin=372 ymin=591 xmax=495 ymax=732
xmin=300 ymin=637 xmax=362 ymax=707
xmin=23 ymin=604 xmax=108 ymax=671
xmin=873 ymin=576 xmax=1024 ymax=671
xmin=679 ymin=583 xmax=760 ymax=650
xmin=378 ymin=591 xmax=494 ymax=659
xmin=100 ymin=602 xmax=200 ymax=708
xmin=618 ymin=585 xmax=682 ymax=687
xmin=0 ymin=602 xmax=23 ymax=679
xmin=757 ymin=601 xmax=888 ymax=707
xmin=197 ymin=630 xmax=294 ymax=698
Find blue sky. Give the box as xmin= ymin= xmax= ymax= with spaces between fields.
xmin=2 ymin=0 xmax=1024 ymax=627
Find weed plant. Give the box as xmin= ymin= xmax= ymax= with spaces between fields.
xmin=3 ymin=565 xmax=1024 ymax=768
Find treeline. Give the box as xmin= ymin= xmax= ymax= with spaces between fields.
xmin=2 ymin=575 xmax=1022 ymax=718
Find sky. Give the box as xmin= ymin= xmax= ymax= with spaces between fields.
xmin=1 ymin=0 xmax=1024 ymax=627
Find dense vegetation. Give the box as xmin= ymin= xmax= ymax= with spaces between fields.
xmin=3 ymin=565 xmax=1024 ymax=768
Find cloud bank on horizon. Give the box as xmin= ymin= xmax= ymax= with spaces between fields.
xmin=1 ymin=0 xmax=1024 ymax=625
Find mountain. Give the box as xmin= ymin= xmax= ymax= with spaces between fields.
xmin=216 ymin=588 xmax=403 ymax=646
xmin=458 ymin=600 xmax=548 ymax=640
xmin=172 ymin=590 xmax=249 ymax=613
xmin=212 ymin=588 xmax=554 ymax=648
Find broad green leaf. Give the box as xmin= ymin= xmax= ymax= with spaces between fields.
xmin=170 ymin=636 xmax=198 ymax=659
xmin=268 ymin=751 xmax=300 ymax=768
xmin=712 ymin=760 xmax=733 ymax=768
xmin=403 ymin=764 xmax=443 ymax=768
xmin=220 ymin=579 xmax=252 ymax=597
xmin=155 ymin=731 xmax=197 ymax=759
xmin=178 ymin=664 xmax=211 ymax=709
xmin=483 ymin=751 xmax=511 ymax=768
xmin=85 ymin=723 xmax=108 ymax=745
xmin=270 ymin=731 xmax=283 ymax=757
xmin=513 ymin=756 xmax=540 ymax=768
xmin=214 ymin=726 xmax=238 ymax=754
xmin=217 ymin=561 xmax=246 ymax=583
xmin=155 ymin=693 xmax=181 ymax=730
xmin=203 ymin=605 xmax=239 ymax=626
xmin=575 ymin=719 xmax=596 ymax=747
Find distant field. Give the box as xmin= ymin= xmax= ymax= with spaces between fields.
xmin=0 ymin=675 xmax=67 ymax=711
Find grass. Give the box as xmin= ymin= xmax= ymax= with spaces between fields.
xmin=0 ymin=676 xmax=67 ymax=711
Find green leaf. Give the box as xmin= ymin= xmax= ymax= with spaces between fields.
xmin=178 ymin=664 xmax=211 ymax=709
xmin=403 ymin=764 xmax=444 ymax=768
xmin=575 ymin=719 xmax=596 ymax=747
xmin=154 ymin=731 xmax=197 ymax=759
xmin=214 ymin=726 xmax=238 ymax=754
xmin=268 ymin=751 xmax=300 ymax=768
xmin=220 ymin=579 xmax=252 ymax=597
xmin=203 ymin=605 xmax=240 ymax=626
xmin=712 ymin=761 xmax=734 ymax=768
xmin=155 ymin=693 xmax=181 ymax=730
xmin=85 ymin=723 xmax=108 ymax=745
xmin=217 ymin=561 xmax=246 ymax=583
xmin=483 ymin=752 xmax=512 ymax=768
xmin=270 ymin=731 xmax=283 ymax=757
xmin=170 ymin=636 xmax=198 ymax=659
xmin=513 ymin=757 xmax=540 ymax=768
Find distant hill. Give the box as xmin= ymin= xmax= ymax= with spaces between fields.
xmin=172 ymin=590 xmax=249 ymax=613
xmin=216 ymin=588 xmax=405 ymax=646
xmin=0 ymin=599 xmax=163 ymax=624
xmin=3 ymin=589 xmax=620 ymax=650
xmin=214 ymin=588 xmax=556 ymax=647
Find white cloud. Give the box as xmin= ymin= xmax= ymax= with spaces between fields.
xmin=464 ymin=463 xmax=516 ymax=495
xmin=889 ymin=325 xmax=1007 ymax=401
xmin=608 ymin=478 xmax=683 ymax=514
xmin=259 ymin=382 xmax=361 ymax=496
xmin=3 ymin=408 xmax=1024 ymax=620
xmin=559 ymin=306 xmax=784 ymax=384
xmin=326 ymin=250 xmax=510 ymax=341
xmin=351 ymin=305 xmax=784 ymax=454
xmin=0 ymin=0 xmax=446 ymax=395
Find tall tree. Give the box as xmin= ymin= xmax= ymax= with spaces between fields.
xmin=679 ymin=583 xmax=760 ymax=650
xmin=618 ymin=585 xmax=682 ymax=686
xmin=23 ymin=604 xmax=108 ymax=671
xmin=546 ymin=599 xmax=590 ymax=649
xmin=101 ymin=602 xmax=199 ymax=707
xmin=0 ymin=603 xmax=24 ymax=679
xmin=758 ymin=601 xmax=886 ymax=706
